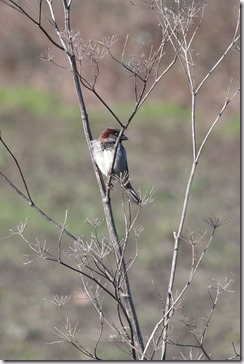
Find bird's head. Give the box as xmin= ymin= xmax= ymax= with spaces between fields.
xmin=99 ymin=128 xmax=128 ymax=143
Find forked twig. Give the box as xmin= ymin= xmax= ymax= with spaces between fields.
xmin=0 ymin=131 xmax=33 ymax=204
xmin=142 ymin=219 xmax=224 ymax=359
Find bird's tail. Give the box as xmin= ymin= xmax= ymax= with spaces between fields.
xmin=116 ymin=172 xmax=141 ymax=205
xmin=124 ymin=181 xmax=141 ymax=205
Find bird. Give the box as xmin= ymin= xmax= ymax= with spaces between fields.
xmin=91 ymin=128 xmax=141 ymax=204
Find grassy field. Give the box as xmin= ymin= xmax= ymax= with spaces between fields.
xmin=0 ymin=86 xmax=240 ymax=360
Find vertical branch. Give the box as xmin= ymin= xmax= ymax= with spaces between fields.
xmin=159 ymin=2 xmax=239 ymax=360
xmin=191 ymin=93 xmax=197 ymax=160
xmin=161 ymin=161 xmax=197 ymax=360
xmin=46 ymin=2 xmax=144 ymax=358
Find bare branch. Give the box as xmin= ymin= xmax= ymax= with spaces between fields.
xmin=142 ymin=217 xmax=227 ymax=359
xmin=196 ymin=82 xmax=240 ymax=161
xmin=0 ymin=131 xmax=33 ymax=204
xmin=195 ymin=7 xmax=240 ymax=93
xmin=2 ymin=0 xmax=65 ymax=51
xmin=1 ymin=0 xmax=239 ymax=360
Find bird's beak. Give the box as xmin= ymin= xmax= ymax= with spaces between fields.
xmin=121 ymin=134 xmax=128 ymax=141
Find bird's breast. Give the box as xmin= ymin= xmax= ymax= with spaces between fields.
xmin=92 ymin=142 xmax=127 ymax=177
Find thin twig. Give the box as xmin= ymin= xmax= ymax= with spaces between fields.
xmin=142 ymin=221 xmax=221 ymax=359
xmin=3 ymin=0 xmax=65 ymax=51
xmin=0 ymin=131 xmax=33 ymax=204
xmin=195 ymin=9 xmax=240 ymax=93
xmin=196 ymin=83 xmax=240 ymax=161
xmin=58 ymin=209 xmax=69 ymax=262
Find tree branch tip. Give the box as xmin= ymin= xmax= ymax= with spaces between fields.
xmin=203 ymin=217 xmax=229 ymax=230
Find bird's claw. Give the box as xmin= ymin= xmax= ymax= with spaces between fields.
xmin=106 ymin=181 xmax=114 ymax=189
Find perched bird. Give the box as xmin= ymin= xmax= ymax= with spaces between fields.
xmin=91 ymin=128 xmax=141 ymax=204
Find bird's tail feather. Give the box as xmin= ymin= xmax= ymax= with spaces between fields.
xmin=124 ymin=182 xmax=141 ymax=205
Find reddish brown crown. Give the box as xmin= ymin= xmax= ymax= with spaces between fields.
xmin=99 ymin=128 xmax=128 ymax=141
xmin=99 ymin=128 xmax=118 ymax=140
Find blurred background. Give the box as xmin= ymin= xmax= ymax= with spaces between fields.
xmin=0 ymin=0 xmax=240 ymax=360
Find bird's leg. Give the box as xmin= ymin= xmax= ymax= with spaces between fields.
xmin=106 ymin=181 xmax=114 ymax=189
xmin=103 ymin=174 xmax=113 ymax=204
xmin=106 ymin=172 xmax=114 ymax=189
